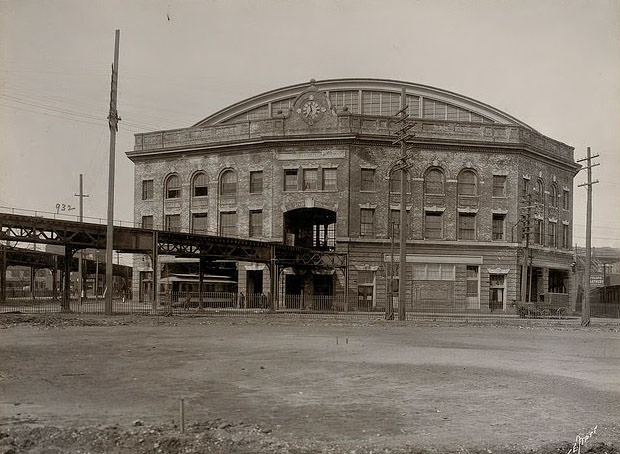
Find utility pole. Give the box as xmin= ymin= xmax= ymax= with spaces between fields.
xmin=520 ymin=193 xmax=533 ymax=305
xmin=105 ymin=29 xmax=120 ymax=315
xmin=386 ymin=220 xmax=396 ymax=320
xmin=577 ymin=146 xmax=599 ymax=326
xmin=393 ymin=87 xmax=413 ymax=321
xmin=74 ymin=174 xmax=89 ymax=305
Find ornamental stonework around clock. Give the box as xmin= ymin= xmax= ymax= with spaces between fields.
xmin=296 ymin=94 xmax=328 ymax=125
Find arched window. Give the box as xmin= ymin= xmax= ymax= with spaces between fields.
xmin=192 ymin=172 xmax=208 ymax=197
xmin=165 ymin=174 xmax=180 ymax=199
xmin=219 ymin=169 xmax=237 ymax=203
xmin=389 ymin=170 xmax=411 ymax=194
xmin=424 ymin=168 xmax=444 ymax=195
xmin=550 ymin=184 xmax=558 ymax=207
xmin=457 ymin=170 xmax=477 ymax=196
xmin=536 ymin=179 xmax=544 ymax=204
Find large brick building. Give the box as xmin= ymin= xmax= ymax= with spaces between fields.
xmin=127 ymin=78 xmax=579 ymax=313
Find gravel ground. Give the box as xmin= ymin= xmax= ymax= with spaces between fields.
xmin=1 ymin=314 xmax=619 ymax=453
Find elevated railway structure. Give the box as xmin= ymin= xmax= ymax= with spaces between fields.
xmin=0 ymin=211 xmax=347 ymax=312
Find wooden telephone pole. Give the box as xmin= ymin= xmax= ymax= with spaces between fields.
xmin=577 ymin=146 xmax=599 ymax=326
xmin=105 ymin=30 xmax=120 ymax=315
xmin=519 ymin=193 xmax=533 ymax=305
xmin=392 ymin=87 xmax=414 ymax=321
xmin=74 ymin=174 xmax=89 ymax=305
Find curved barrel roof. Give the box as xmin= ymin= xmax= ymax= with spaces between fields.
xmin=194 ymin=78 xmax=535 ymax=130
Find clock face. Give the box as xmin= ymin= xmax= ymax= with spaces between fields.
xmin=302 ymin=100 xmax=320 ymax=119
xmin=295 ymin=93 xmax=328 ymax=124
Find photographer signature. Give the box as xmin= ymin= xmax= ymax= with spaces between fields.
xmin=566 ymin=425 xmax=597 ymax=454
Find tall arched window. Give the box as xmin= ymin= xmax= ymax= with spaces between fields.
xmin=424 ymin=168 xmax=444 ymax=195
xmin=219 ymin=169 xmax=237 ymax=203
xmin=165 ymin=174 xmax=181 ymax=199
xmin=389 ymin=169 xmax=411 ymax=194
xmin=192 ymin=172 xmax=208 ymax=197
xmin=536 ymin=179 xmax=544 ymax=204
xmin=550 ymin=184 xmax=558 ymax=207
xmin=457 ymin=170 xmax=477 ymax=196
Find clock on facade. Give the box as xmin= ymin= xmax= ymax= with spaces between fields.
xmin=296 ymin=94 xmax=327 ymax=124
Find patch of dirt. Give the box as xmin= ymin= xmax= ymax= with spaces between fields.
xmin=1 ymin=315 xmax=619 ymax=452
xmin=0 ymin=421 xmax=618 ymax=454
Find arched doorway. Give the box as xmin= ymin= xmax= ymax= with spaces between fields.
xmin=283 ymin=208 xmax=336 ymax=250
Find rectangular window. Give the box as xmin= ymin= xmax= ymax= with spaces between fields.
xmin=284 ymin=169 xmax=298 ymax=191
xmin=360 ymin=208 xmax=375 ymax=237
xmin=563 ymin=190 xmax=570 ymax=210
xmin=534 ymin=219 xmax=544 ymax=245
xmin=191 ymin=212 xmax=208 ymax=234
xmin=492 ymin=214 xmax=505 ymax=241
xmin=360 ymin=168 xmax=375 ymax=191
xmin=141 ymin=215 xmax=153 ymax=229
xmin=165 ymin=214 xmax=180 ymax=232
xmin=219 ymin=212 xmax=237 ymax=237
xmin=522 ymin=178 xmax=529 ymax=197
xmin=362 ymin=90 xmax=381 ymax=115
xmin=322 ymin=168 xmax=337 ymax=191
xmin=142 ymin=180 xmax=154 ymax=200
xmin=548 ymin=221 xmax=557 ymax=248
xmin=427 ymin=263 xmax=441 ymax=280
xmin=329 ymin=91 xmax=360 ymax=114
xmin=562 ymin=224 xmax=570 ymax=249
xmin=424 ymin=212 xmax=442 ymax=239
xmin=458 ymin=213 xmax=476 ymax=240
xmin=466 ymin=266 xmax=479 ymax=296
xmin=389 ymin=209 xmax=400 ymax=237
xmin=249 ymin=210 xmax=263 ymax=237
xmin=390 ymin=173 xmax=410 ymax=194
xmin=303 ymin=168 xmax=318 ymax=190
xmin=412 ymin=264 xmax=455 ymax=280
xmin=492 ymin=175 xmax=507 ymax=197
xmin=250 ymin=171 xmax=263 ymax=194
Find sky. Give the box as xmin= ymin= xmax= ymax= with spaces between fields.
xmin=1 ymin=0 xmax=619 ymax=249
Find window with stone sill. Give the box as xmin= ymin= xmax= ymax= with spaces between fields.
xmin=360 ymin=208 xmax=375 ymax=237
xmin=458 ymin=213 xmax=476 ymax=240
xmin=424 ymin=212 xmax=442 ymax=239
xmin=563 ymin=190 xmax=570 ymax=210
xmin=192 ymin=172 xmax=208 ymax=197
xmin=249 ymin=210 xmax=263 ymax=238
xmin=424 ymin=169 xmax=444 ymax=195
xmin=492 ymin=175 xmax=507 ymax=197
xmin=322 ymin=168 xmax=337 ymax=191
xmin=141 ymin=215 xmax=153 ymax=229
xmin=492 ymin=213 xmax=505 ymax=240
xmin=191 ymin=212 xmax=208 ymax=234
xmin=303 ymin=168 xmax=318 ymax=191
xmin=457 ymin=170 xmax=478 ymax=196
xmin=219 ymin=212 xmax=237 ymax=237
xmin=284 ymin=169 xmax=298 ymax=191
xmin=165 ymin=214 xmax=181 ymax=232
xmin=220 ymin=170 xmax=237 ymax=203
xmin=250 ymin=171 xmax=263 ymax=194
xmin=142 ymin=180 xmax=154 ymax=200
xmin=165 ymin=175 xmax=181 ymax=199
xmin=361 ymin=168 xmax=375 ymax=192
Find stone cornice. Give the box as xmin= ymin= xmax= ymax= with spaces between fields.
xmin=129 ymin=117 xmax=577 ymax=170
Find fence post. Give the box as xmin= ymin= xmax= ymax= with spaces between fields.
xmin=62 ymin=245 xmax=72 ymax=312
xmin=269 ymin=246 xmax=276 ymax=312
xmin=0 ymin=244 xmax=6 ymax=304
xmin=152 ymin=231 xmax=158 ymax=313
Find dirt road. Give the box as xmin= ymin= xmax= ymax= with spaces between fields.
xmin=1 ymin=315 xmax=619 ymax=453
